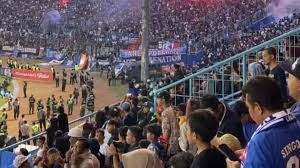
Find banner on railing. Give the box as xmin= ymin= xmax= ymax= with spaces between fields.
xmin=119 ymin=48 xmax=186 ymax=58
xmin=12 ymin=69 xmax=53 ymax=81
xmin=1 ymin=46 xmax=38 ymax=56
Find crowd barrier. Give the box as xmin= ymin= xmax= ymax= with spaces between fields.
xmin=153 ymin=27 xmax=300 ymax=110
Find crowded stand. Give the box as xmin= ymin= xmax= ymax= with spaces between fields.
xmin=0 ymin=0 xmax=300 ymax=168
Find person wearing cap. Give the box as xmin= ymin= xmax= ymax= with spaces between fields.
xmin=120 ymin=102 xmax=136 ymax=126
xmin=227 ymin=76 xmax=300 ymax=168
xmin=137 ymin=102 xmax=152 ymax=128
xmin=65 ymin=127 xmax=83 ymax=167
xmin=13 ymin=155 xmax=31 ymax=168
xmin=280 ymin=58 xmax=300 ymax=117
xmin=157 ymin=90 xmax=180 ymax=156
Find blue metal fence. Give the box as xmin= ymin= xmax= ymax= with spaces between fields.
xmin=153 ymin=27 xmax=300 ymax=109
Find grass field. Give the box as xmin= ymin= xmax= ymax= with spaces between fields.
xmin=0 ymin=77 xmax=13 ymax=107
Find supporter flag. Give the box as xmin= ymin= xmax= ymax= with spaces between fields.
xmin=172 ymin=41 xmax=181 ymax=49
xmin=59 ymin=0 xmax=69 ymax=8
xmin=128 ymin=38 xmax=142 ymax=50
xmin=159 ymin=41 xmax=181 ymax=49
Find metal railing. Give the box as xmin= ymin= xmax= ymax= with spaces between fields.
xmin=153 ymin=27 xmax=300 ymax=109
xmin=0 ymin=102 xmax=119 ymax=153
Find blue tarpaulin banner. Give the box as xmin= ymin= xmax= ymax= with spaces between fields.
xmin=0 ymin=151 xmax=16 ymax=168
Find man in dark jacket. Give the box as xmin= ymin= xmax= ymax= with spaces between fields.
xmin=57 ymin=106 xmax=69 ymax=134
xmin=199 ymin=94 xmax=245 ymax=146
xmin=95 ymin=110 xmax=107 ymax=129
xmin=47 ymin=114 xmax=59 ymax=148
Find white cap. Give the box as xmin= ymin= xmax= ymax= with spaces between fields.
xmin=67 ymin=127 xmax=82 ymax=138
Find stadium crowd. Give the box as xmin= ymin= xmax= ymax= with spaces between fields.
xmin=0 ymin=0 xmax=300 ymax=168
xmin=8 ymin=54 xmax=300 ymax=168
xmin=0 ymin=0 xmax=274 ymax=54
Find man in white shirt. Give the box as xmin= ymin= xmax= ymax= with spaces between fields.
xmin=33 ymin=136 xmax=46 ymax=167
xmin=20 ymin=120 xmax=29 ymax=143
xmin=95 ymin=128 xmax=109 ymax=156
xmin=18 ymin=114 xmax=25 ymax=140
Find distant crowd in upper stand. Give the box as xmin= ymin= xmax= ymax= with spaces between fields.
xmin=1 ymin=0 xmax=299 ymax=64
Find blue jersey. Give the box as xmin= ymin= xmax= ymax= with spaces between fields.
xmin=243 ymin=111 xmax=300 ymax=168
xmin=291 ymin=102 xmax=300 ymax=120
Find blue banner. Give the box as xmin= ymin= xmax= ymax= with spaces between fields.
xmin=0 ymin=151 xmax=16 ymax=168
xmin=120 ymin=52 xmax=203 ymax=66
xmin=45 ymin=49 xmax=65 ymax=61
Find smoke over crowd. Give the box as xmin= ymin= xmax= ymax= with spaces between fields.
xmin=268 ymin=0 xmax=300 ymax=19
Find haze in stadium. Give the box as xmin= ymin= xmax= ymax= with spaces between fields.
xmin=0 ymin=0 xmax=299 ymax=168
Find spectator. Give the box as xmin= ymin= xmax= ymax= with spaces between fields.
xmin=57 ymin=106 xmax=69 ymax=134
xmin=89 ymin=138 xmax=103 ymax=167
xmin=146 ymin=123 xmax=164 ymax=158
xmin=229 ymin=76 xmax=300 ymax=168
xmin=262 ymin=47 xmax=288 ymax=102
xmin=47 ymin=114 xmax=59 ymax=148
xmin=47 ymin=148 xmax=64 ymax=168
xmin=174 ymin=64 xmax=185 ymax=80
xmin=69 ymin=138 xmax=100 ymax=168
xmin=137 ymin=102 xmax=152 ymax=128
xmin=199 ymin=95 xmax=245 ymax=146
xmin=53 ymin=130 xmax=69 ymax=158
xmin=13 ymin=155 xmax=31 ymax=168
xmin=179 ymin=99 xmax=200 ymax=154
xmin=120 ymin=102 xmax=136 ymax=126
xmin=64 ymin=127 xmax=83 ymax=167
xmin=169 ymin=152 xmax=194 ymax=168
xmin=157 ymin=91 xmax=180 ymax=156
xmin=233 ymin=100 xmax=257 ymax=144
xmin=106 ymin=119 xmax=119 ymax=145
xmin=82 ymin=120 xmax=94 ymax=139
xmin=126 ymin=126 xmax=143 ymax=152
xmin=95 ymin=128 xmax=109 ymax=156
xmin=248 ymin=62 xmax=265 ymax=78
xmin=280 ymin=58 xmax=300 ymax=117
xmin=187 ymin=109 xmax=226 ymax=168
xmin=95 ymin=110 xmax=107 ymax=129
xmin=33 ymin=136 xmax=46 ymax=166
xmin=18 ymin=148 xmax=29 ymax=156
xmin=128 ymin=82 xmax=139 ymax=97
